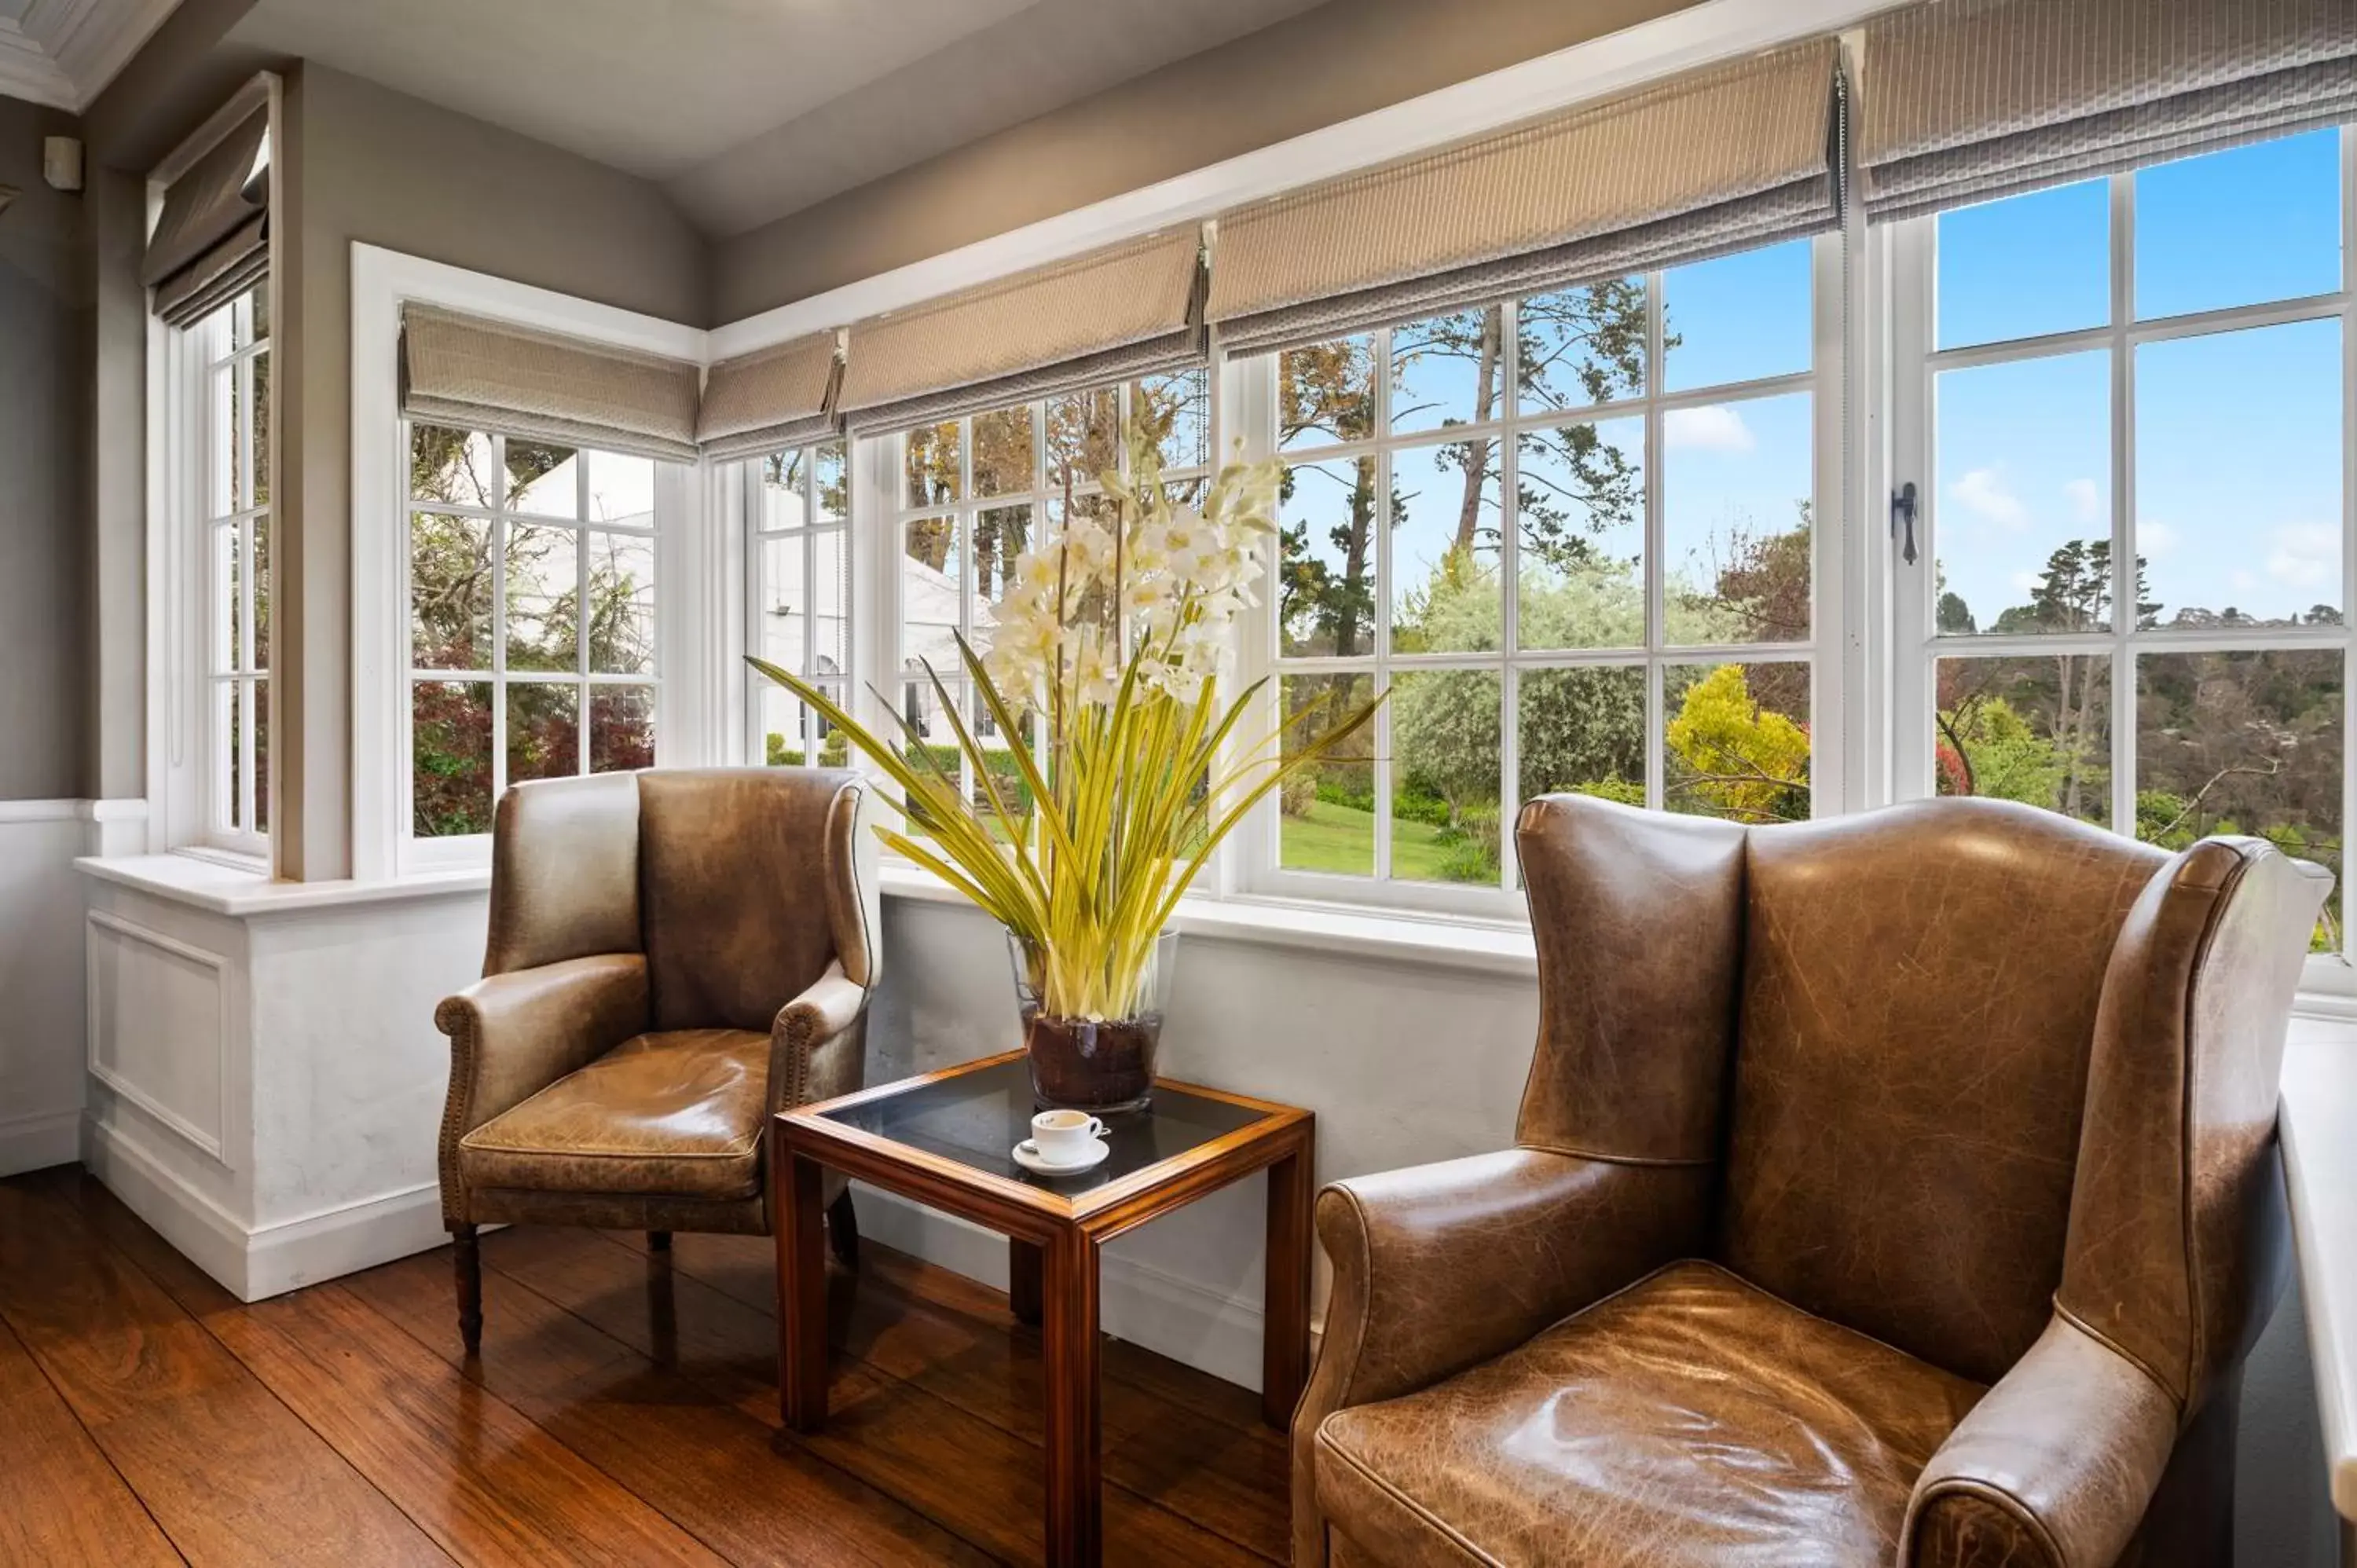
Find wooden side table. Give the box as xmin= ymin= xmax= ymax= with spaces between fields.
xmin=770 ymin=1050 xmax=1315 ymax=1568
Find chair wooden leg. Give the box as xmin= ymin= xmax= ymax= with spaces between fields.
xmin=453 ymin=1224 xmax=482 ymax=1354
xmin=827 ymin=1189 xmax=860 ymax=1267
xmin=647 ymin=1229 xmax=672 ymax=1252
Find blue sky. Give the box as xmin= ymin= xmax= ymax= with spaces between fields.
xmin=1934 ymin=129 xmax=2345 ymax=630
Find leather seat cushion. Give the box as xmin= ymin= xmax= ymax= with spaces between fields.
xmin=1315 ymin=1260 xmax=1985 ymax=1568
xmin=458 ymin=1028 xmax=771 ymax=1200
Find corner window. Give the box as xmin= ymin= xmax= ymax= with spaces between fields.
xmin=192 ymin=287 xmax=271 ymax=855
xmin=750 ymin=441 xmax=852 ymax=768
xmin=405 ymin=426 xmax=660 ymax=841
xmin=1248 ymin=238 xmax=1831 ymax=910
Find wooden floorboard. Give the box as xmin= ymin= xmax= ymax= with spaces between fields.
xmin=0 ymin=1167 xmax=1294 ymax=1568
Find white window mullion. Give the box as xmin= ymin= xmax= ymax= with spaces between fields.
xmin=1497 ymin=299 xmax=1524 ymax=891
xmin=1643 ymin=269 xmax=1669 ymax=811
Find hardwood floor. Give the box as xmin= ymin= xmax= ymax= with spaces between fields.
xmin=0 ymin=1167 xmax=1291 ymax=1567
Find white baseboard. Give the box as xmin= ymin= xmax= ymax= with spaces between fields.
xmin=82 ymin=1116 xmax=448 ymax=1301
xmin=0 ymin=1108 xmax=82 ymax=1178
xmin=851 ymin=1184 xmax=1268 ymax=1390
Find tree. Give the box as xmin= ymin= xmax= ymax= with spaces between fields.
xmin=1664 ymin=664 xmax=1810 ymax=824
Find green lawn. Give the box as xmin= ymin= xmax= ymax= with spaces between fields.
xmin=1280 ymin=799 xmax=1470 ymax=881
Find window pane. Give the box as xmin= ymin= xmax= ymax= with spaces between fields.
xmin=589 ymin=686 xmax=657 ymax=774
xmin=2138 ymin=649 xmax=2343 ymax=950
xmin=1047 ymin=387 xmax=1119 ymax=487
xmin=759 ymin=534 xmax=806 ymax=669
xmin=1390 ymin=306 xmax=1505 ymax=436
xmin=761 ymin=684 xmax=813 ymax=768
xmin=1662 ymin=240 xmax=1811 ymax=392
xmin=587 ymin=530 xmax=655 ymax=675
xmin=506 ymin=682 xmax=580 ymax=785
xmin=1516 ymin=418 xmax=1645 ymax=651
xmin=1663 ymin=391 xmax=1813 ymax=645
xmin=1278 ymin=672 xmax=1374 ymax=876
xmin=2136 ymin=319 xmax=2344 ymax=629
xmin=1277 ymin=457 xmax=1378 ymax=658
xmin=906 ymin=421 xmax=961 ymax=507
xmin=810 ymin=529 xmax=848 ymax=677
xmin=1134 ymin=369 xmax=1209 ymax=471
xmin=225 ymin=361 xmax=246 ymax=513
xmin=902 ymin=516 xmax=962 ymax=670
xmin=247 ymin=350 xmax=270 ymax=507
xmin=253 ymin=676 xmax=269 ymax=833
xmin=585 ymin=449 xmax=655 ymax=524
xmin=507 ymin=440 xmax=578 ymax=517
xmin=411 ymin=511 xmax=491 ymax=669
xmin=1391 ymin=438 xmax=1500 ymax=654
xmin=813 ymin=441 xmax=849 ymax=522
xmin=504 ymin=522 xmax=578 ymax=672
xmin=1278 ymin=335 xmax=1376 ymax=451
xmin=2138 ymin=130 xmax=2342 ymax=321
xmin=1390 ymin=669 xmax=1501 ymax=885
xmin=973 ymin=504 xmax=1034 ymax=664
xmin=213 ymin=521 xmax=238 ymax=673
xmin=1937 ymin=179 xmax=2110 ymax=348
xmin=412 ymin=680 xmax=493 ymax=836
xmin=410 ymin=425 xmax=497 ymax=507
xmin=231 ymin=291 xmax=258 ymax=351
xmin=973 ymin=404 xmax=1036 ymax=498
xmin=1518 ymin=665 xmax=1647 ymax=808
xmin=971 ymin=690 xmax=1036 ymax=846
xmin=1934 ymin=655 xmax=2110 ymax=826
xmin=1933 ymin=350 xmax=2111 ymax=635
xmin=1516 ymin=277 xmax=1647 ymax=414
xmin=220 ymin=680 xmax=240 ymax=834
xmin=762 ymin=447 xmax=808 ymax=509
xmin=1663 ymin=661 xmax=1810 ymax=825
xmin=252 ymin=511 xmax=270 ymax=672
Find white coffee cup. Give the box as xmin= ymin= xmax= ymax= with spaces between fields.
xmin=1026 ymin=1108 xmax=1106 ymax=1163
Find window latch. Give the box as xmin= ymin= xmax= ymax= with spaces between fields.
xmin=1891 ymin=482 xmax=1919 ymax=566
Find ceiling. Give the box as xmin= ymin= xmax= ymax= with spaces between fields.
xmin=229 ymin=0 xmax=1322 ymax=237
xmin=0 ymin=0 xmax=182 ymax=111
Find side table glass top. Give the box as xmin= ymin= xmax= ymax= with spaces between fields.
xmin=821 ymin=1057 xmax=1268 ymax=1192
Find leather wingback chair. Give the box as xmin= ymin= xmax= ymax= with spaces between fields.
xmin=1294 ymin=797 xmax=2329 ymax=1568
xmin=435 ymin=767 xmax=878 ymax=1351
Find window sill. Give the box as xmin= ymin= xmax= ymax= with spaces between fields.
xmin=76 ymin=853 xmax=491 ymax=918
xmin=876 ymin=863 xmax=1540 ymax=980
xmin=2279 ymin=1020 xmax=2357 ymax=1526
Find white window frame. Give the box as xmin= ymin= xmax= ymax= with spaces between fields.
xmin=1227 ymin=234 xmax=1848 ymax=919
xmin=349 ymin=246 xmax=709 ymax=879
xmin=1886 ymin=127 xmax=2357 ymax=992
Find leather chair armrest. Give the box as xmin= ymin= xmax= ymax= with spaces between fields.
xmin=1292 ymin=1146 xmax=1709 ymax=1566
xmin=770 ymin=958 xmax=870 ymax=1112
xmin=434 ymin=954 xmax=650 ymax=1223
xmin=1903 ymin=1317 xmax=2180 ymax=1568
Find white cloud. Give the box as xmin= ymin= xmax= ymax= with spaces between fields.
xmin=1948 ymin=467 xmax=2028 ymax=531
xmin=2231 ymin=568 xmax=2259 ymax=594
xmin=1662 ymin=404 xmax=1755 ymax=454
xmin=2266 ymin=521 xmax=2341 ymax=588
xmin=2139 ymin=520 xmax=2180 ymax=557
xmin=2064 ymin=478 xmax=2102 ymax=524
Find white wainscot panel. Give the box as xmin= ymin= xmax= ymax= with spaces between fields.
xmin=86 ymin=910 xmax=229 ymax=1160
xmin=0 ymin=809 xmax=98 ymax=1174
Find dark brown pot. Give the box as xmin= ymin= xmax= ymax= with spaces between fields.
xmin=1024 ymin=1010 xmax=1162 ymax=1114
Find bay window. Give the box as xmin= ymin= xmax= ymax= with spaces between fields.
xmin=751 ymin=441 xmax=853 ymax=768
xmin=196 ymin=288 xmax=272 ymax=854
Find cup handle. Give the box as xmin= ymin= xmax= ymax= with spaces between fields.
xmin=1017 ymin=1139 xmax=1039 ymax=1155
xmin=1083 ymin=1117 xmax=1105 ymax=1140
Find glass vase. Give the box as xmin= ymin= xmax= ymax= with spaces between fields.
xmin=1006 ymin=927 xmax=1179 ymax=1115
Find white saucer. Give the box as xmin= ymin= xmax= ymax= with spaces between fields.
xmin=1013 ymin=1137 xmax=1109 ymax=1176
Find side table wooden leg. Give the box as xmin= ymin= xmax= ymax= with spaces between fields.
xmin=1263 ymin=1139 xmax=1314 ymax=1429
xmin=1009 ymin=1236 xmax=1043 ymax=1325
xmin=776 ymin=1145 xmax=830 ymax=1430
xmin=1041 ymin=1225 xmax=1102 ymax=1567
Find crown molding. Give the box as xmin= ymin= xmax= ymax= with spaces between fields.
xmin=0 ymin=0 xmax=182 ymax=113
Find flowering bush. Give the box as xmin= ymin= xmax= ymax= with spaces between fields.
xmin=752 ymin=424 xmax=1382 ymax=1021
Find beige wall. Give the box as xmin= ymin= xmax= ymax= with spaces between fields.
xmin=273 ymin=63 xmax=707 ymax=877
xmin=713 ymin=0 xmax=1710 ymax=321
xmin=0 ymin=96 xmax=92 ymax=800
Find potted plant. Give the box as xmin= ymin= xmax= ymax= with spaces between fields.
xmin=750 ymin=427 xmax=1380 ymax=1112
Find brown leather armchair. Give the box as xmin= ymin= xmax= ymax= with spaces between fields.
xmin=435 ymin=767 xmax=878 ymax=1352
xmin=1294 ymin=797 xmax=2329 ymax=1568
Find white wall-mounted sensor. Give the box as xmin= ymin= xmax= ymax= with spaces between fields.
xmin=43 ymin=136 xmax=83 ymax=193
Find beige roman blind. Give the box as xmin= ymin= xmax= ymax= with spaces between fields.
xmin=1207 ymin=38 xmax=1842 ymax=356
xmin=1859 ymin=0 xmax=2357 ymax=222
xmin=698 ymin=331 xmax=841 ymax=460
xmin=400 ymin=305 xmax=702 ymax=463
xmin=146 ymin=110 xmax=269 ymax=330
xmin=837 ymin=229 xmax=1204 ymax=435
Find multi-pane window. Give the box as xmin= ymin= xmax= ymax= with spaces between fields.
xmin=753 ymin=441 xmax=852 ymax=768
xmin=405 ymin=427 xmax=659 ymax=838
xmin=198 ymin=288 xmax=270 ymax=850
xmin=888 ymin=371 xmax=1211 ymax=824
xmin=1910 ymin=128 xmax=2349 ymax=949
xmin=1259 ymin=238 xmax=1824 ymax=907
